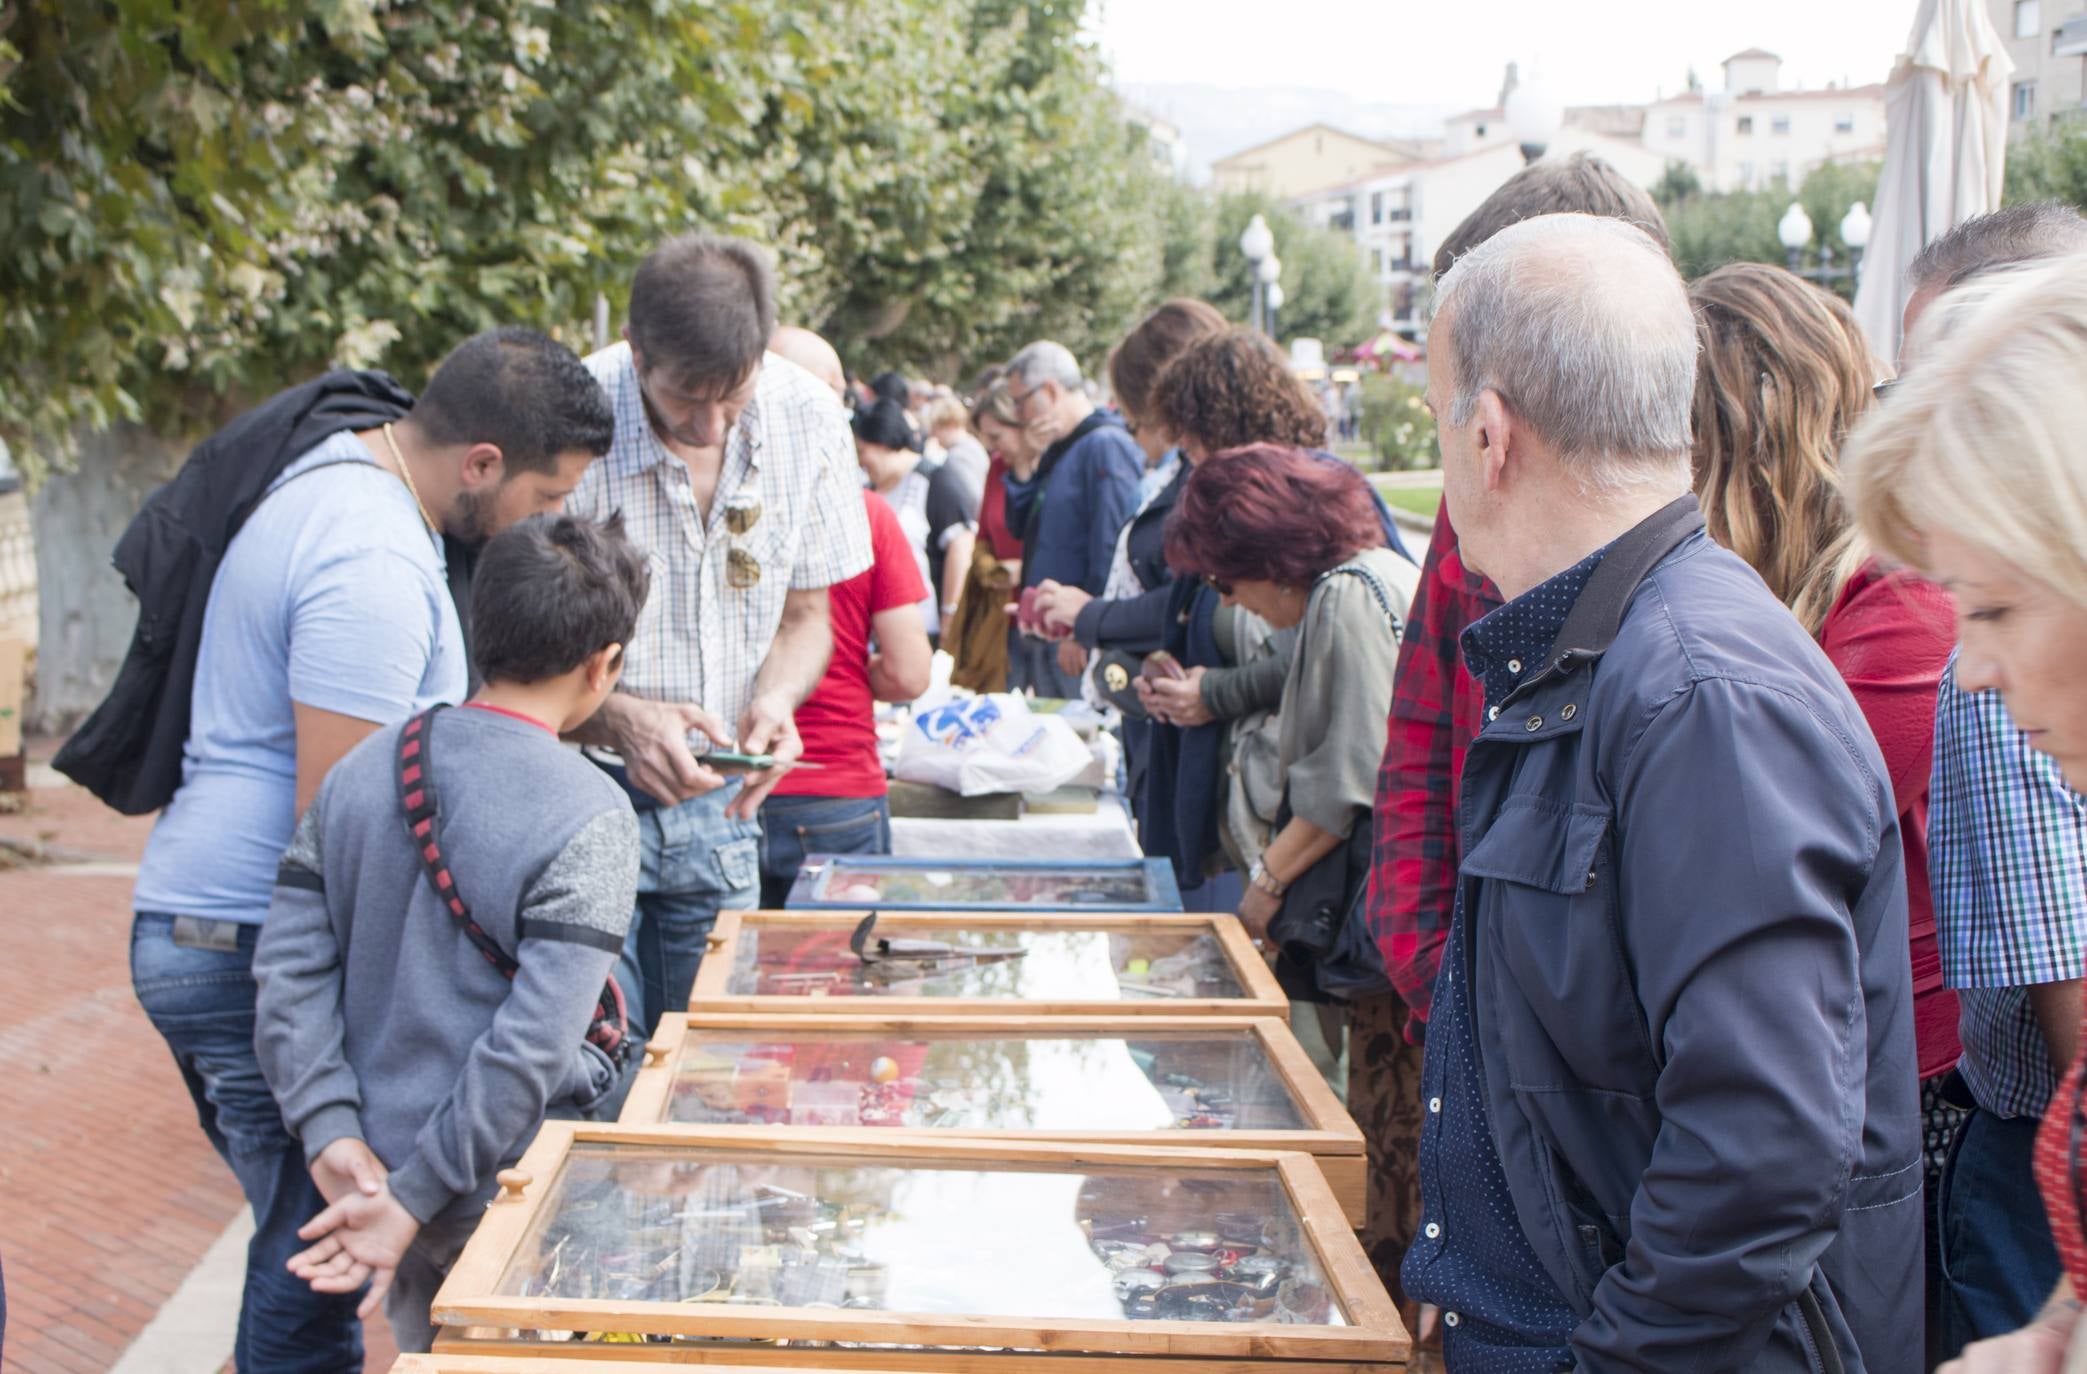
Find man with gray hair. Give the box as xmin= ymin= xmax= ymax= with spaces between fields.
xmin=1402 ymin=212 xmax=1920 ymax=1371
xmin=1000 ymin=339 xmax=1142 ymax=696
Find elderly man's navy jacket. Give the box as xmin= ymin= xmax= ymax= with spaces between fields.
xmin=1455 ymin=497 xmax=1921 ymax=1372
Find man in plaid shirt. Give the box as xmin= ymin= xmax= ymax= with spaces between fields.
xmin=568 ymin=233 xmax=872 ymax=1034
xmin=1362 ymin=158 xmax=1672 ymax=1043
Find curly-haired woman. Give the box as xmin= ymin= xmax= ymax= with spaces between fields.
xmin=1162 ymin=443 xmax=1416 ymax=1006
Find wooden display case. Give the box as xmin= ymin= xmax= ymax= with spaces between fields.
xmin=784 ymin=857 xmax=1183 ymax=913
xmin=689 ymin=911 xmax=1285 ymax=1018
xmin=619 ymin=1015 xmax=1363 ymax=1223
xmin=430 ymin=1127 xmax=1407 ymax=1371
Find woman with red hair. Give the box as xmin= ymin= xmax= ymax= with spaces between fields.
xmin=1165 ymin=444 xmax=1417 ymax=1015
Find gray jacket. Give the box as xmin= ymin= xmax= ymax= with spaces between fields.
xmin=255 ymin=708 xmax=638 ymax=1226
xmin=1460 ymin=501 xmax=1922 ymax=1372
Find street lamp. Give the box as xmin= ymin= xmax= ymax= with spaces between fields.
xmin=1240 ymin=214 xmax=1276 ymax=333
xmin=1840 ymin=201 xmax=1872 ymax=285
xmin=1266 ymin=282 xmax=1286 ymax=340
xmin=1255 ymin=253 xmax=1283 ymax=338
xmin=1777 ymin=202 xmax=1814 ymax=273
xmin=1505 ymin=75 xmax=1564 ymax=164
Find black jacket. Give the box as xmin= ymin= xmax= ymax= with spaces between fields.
xmin=54 ymin=371 xmax=416 ymax=814
xmin=1070 ymin=461 xmax=1187 ymax=654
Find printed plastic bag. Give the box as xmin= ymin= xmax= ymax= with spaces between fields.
xmin=895 ymin=694 xmax=1093 ymax=797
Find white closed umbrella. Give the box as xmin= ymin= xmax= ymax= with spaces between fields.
xmin=1853 ymin=0 xmax=2015 ymax=364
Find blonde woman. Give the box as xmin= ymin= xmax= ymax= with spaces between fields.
xmin=1844 ymin=250 xmax=2087 ymax=1374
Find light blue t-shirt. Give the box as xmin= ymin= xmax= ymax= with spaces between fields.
xmin=133 ymin=430 xmax=467 ymax=924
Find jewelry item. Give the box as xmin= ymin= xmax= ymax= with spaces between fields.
xmin=382 ymin=423 xmax=440 ymax=535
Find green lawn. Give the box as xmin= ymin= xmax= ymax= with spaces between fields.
xmin=1373 ymin=481 xmax=1441 ymax=520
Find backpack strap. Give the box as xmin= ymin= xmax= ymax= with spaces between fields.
xmin=396 ymin=706 xmax=633 ymax=1063
xmin=1315 ymin=559 xmax=1405 ymax=638
xmin=397 ymin=706 xmax=519 ymax=978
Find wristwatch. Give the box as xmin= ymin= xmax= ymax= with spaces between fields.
xmin=1248 ymin=859 xmax=1288 ymax=898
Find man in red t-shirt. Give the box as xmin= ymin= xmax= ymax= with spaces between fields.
xmin=757 ymin=490 xmax=933 ymax=906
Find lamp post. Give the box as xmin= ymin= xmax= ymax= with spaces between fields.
xmin=1778 ymin=201 xmax=1815 ymax=274
xmin=1240 ymin=214 xmax=1276 ymax=334
xmin=1840 ymin=200 xmax=1872 ymax=286
xmin=1266 ymin=282 xmax=1286 ymax=341
xmin=1505 ymin=75 xmax=1564 ymax=164
xmin=1256 ymin=253 xmax=1283 ymax=339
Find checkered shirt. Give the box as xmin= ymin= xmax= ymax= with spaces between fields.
xmin=571 ymin=344 xmax=873 ymax=732
xmin=1931 ymin=648 xmax=2087 ymax=1119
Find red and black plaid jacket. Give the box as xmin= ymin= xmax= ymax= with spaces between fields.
xmin=1367 ymin=502 xmax=1500 ymax=1040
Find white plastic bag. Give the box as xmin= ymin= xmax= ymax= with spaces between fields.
xmin=895 ymin=694 xmax=1093 ymax=797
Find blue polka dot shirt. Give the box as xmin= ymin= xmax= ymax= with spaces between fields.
xmin=1400 ymin=546 xmax=1608 ymax=1371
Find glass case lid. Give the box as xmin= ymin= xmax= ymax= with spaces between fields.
xmin=495 ymin=1142 xmax=1349 ymax=1333
xmin=662 ymin=1027 xmax=1308 ymax=1132
xmin=799 ymin=859 xmax=1171 ymax=910
xmin=725 ymin=917 xmax=1244 ymax=1002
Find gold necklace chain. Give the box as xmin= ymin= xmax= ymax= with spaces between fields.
xmin=382 ymin=423 xmax=440 ymax=535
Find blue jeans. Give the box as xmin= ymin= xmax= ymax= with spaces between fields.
xmin=757 ymin=793 xmax=893 ymax=908
xmin=614 ymin=782 xmax=760 ymax=1036
xmin=130 ymin=913 xmax=364 ymax=1374
xmin=1939 ymin=1106 xmax=2064 ymax=1355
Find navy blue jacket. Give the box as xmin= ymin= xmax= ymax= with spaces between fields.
xmin=1004 ymin=410 xmax=1143 ymax=595
xmin=1457 ymin=501 xmax=1921 ymax=1372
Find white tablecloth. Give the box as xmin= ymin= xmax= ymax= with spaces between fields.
xmin=891 ymin=789 xmax=1142 ymax=860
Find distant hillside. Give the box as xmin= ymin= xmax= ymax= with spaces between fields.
xmin=1120 ymin=81 xmax=1457 ymax=183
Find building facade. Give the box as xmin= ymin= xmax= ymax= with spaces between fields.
xmin=1641 ymin=51 xmax=1886 ymax=192
xmin=1990 ymin=0 xmax=2087 ymax=132
xmin=1292 ymin=129 xmax=1670 ymax=332
xmin=1210 ymin=123 xmax=1418 ymax=199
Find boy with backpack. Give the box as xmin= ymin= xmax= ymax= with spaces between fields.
xmin=254 ymin=512 xmax=650 ymax=1351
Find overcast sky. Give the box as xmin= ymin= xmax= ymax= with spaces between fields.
xmin=1090 ymin=0 xmax=1924 ymax=108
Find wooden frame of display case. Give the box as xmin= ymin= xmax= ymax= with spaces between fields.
xmin=429 ymin=1126 xmax=1408 ymax=1371
xmin=784 ymin=856 xmax=1185 ymax=913
xmin=618 ymin=1014 xmax=1364 ymax=1224
xmin=688 ymin=910 xmax=1287 ymax=1018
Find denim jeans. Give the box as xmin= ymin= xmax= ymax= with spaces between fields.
xmin=1938 ymin=1106 xmax=2065 ymax=1356
xmin=614 ymin=781 xmax=760 ymax=1037
xmin=130 ymin=913 xmax=365 ymax=1374
xmin=757 ymin=793 xmax=893 ymax=908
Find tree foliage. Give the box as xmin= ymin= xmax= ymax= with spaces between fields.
xmin=2004 ymin=122 xmax=2087 ymax=210
xmin=0 ymin=0 xmax=1194 ymax=478
xmin=1201 ymin=191 xmax=1378 ymax=351
xmin=1657 ymin=160 xmax=1882 ymax=297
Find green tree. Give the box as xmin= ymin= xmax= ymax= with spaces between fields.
xmin=2005 ymin=122 xmax=2087 ymax=208
xmin=1658 ymin=160 xmax=1881 ymax=298
xmin=1204 ymin=191 xmax=1377 ymax=350
xmin=2 ymin=0 xmax=1188 ymax=473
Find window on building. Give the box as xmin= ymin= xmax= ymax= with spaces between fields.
xmin=2014 ymin=80 xmax=2037 ymax=121
xmin=1737 ymin=161 xmax=1755 ymax=187
xmin=1736 ymin=115 xmax=1755 ymax=135
xmin=2017 ymin=0 xmax=2042 ymax=40
xmin=1666 ymin=115 xmax=1688 ymax=139
xmin=1771 ymin=115 xmax=1791 ymax=135
xmin=1371 ymin=191 xmax=1385 ymax=225
xmin=1474 ymin=122 xmax=1488 ymax=138
xmin=1835 ymin=112 xmax=1856 ymax=134
xmin=1371 ymin=246 xmax=1385 ymax=275
xmin=1315 ymin=134 xmax=1325 ymax=155
xmin=1771 ymin=160 xmax=1790 ymax=183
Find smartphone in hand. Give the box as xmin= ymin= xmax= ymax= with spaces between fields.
xmin=1141 ymin=651 xmax=1188 ymax=684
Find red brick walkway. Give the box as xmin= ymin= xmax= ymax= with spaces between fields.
xmin=1 ymin=744 xmax=396 ymax=1372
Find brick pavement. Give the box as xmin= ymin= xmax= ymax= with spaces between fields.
xmin=1 ymin=743 xmax=397 ymax=1372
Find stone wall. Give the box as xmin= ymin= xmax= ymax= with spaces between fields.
xmin=26 ymin=424 xmax=179 ymax=733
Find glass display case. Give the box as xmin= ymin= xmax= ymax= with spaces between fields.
xmin=689 ymin=911 xmax=1285 ymax=1018
xmin=619 ymin=1015 xmax=1363 ymax=1224
xmin=429 ymin=1126 xmax=1407 ymax=1370
xmin=784 ymin=857 xmax=1182 ymax=913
